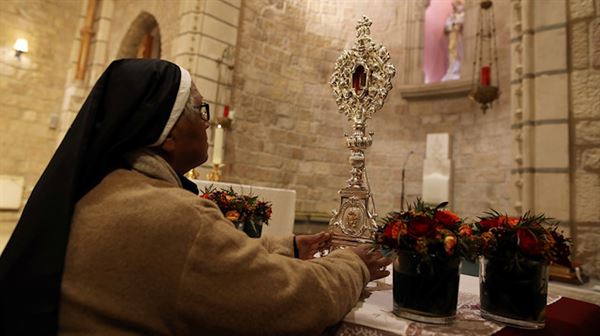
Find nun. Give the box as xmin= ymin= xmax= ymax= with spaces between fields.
xmin=0 ymin=59 xmax=390 ymax=335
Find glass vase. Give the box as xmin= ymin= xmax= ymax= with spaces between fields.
xmin=479 ymin=256 xmax=548 ymax=329
xmin=242 ymin=221 xmax=263 ymax=238
xmin=392 ymin=251 xmax=461 ymax=324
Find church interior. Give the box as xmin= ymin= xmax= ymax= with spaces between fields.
xmin=1 ymin=0 xmax=599 ymax=306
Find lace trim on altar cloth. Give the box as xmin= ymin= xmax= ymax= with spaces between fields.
xmin=331 ymin=291 xmax=561 ymax=336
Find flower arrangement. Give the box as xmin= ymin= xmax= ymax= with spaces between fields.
xmin=474 ymin=210 xmax=572 ymax=268
xmin=379 ymin=200 xmax=476 ymax=322
xmin=200 ymin=186 xmax=272 ymax=235
xmin=376 ymin=199 xmax=477 ymax=262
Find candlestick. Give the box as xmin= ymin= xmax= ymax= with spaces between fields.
xmin=212 ymin=124 xmax=224 ymax=165
xmin=206 ymin=164 xmax=222 ymax=181
xmin=184 ymin=168 xmax=199 ymax=180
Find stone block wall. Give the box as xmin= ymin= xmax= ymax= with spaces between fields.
xmin=229 ymin=0 xmax=407 ymax=216
xmin=1 ymin=0 xmax=596 ymax=280
xmin=228 ymin=0 xmax=512 ymax=219
xmin=0 ymin=0 xmax=82 ymax=241
xmin=101 ymin=0 xmax=242 ymax=178
xmin=568 ymin=0 xmax=600 ymax=278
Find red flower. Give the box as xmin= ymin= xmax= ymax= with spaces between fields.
xmin=479 ymin=218 xmax=502 ymax=231
xmin=201 ymin=194 xmax=210 ymax=199
xmin=517 ymin=228 xmax=541 ymax=255
xmin=407 ymin=215 xmax=436 ymax=237
xmin=384 ymin=220 xmax=407 ymax=239
xmin=435 ymin=210 xmax=460 ymax=227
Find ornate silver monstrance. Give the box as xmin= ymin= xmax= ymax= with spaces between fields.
xmin=329 ymin=16 xmax=396 ymax=249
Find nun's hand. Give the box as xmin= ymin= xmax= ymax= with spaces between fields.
xmin=295 ymin=232 xmax=331 ymax=260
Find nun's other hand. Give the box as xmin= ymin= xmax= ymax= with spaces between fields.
xmin=295 ymin=232 xmax=331 ymax=260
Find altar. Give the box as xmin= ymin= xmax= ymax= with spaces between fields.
xmin=193 ymin=180 xmax=296 ymax=237
xmin=330 ymin=270 xmax=600 ymax=336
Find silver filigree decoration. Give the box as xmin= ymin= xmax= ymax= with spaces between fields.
xmin=328 ymin=16 xmax=395 ymax=249
xmin=330 ymin=16 xmax=396 ymax=122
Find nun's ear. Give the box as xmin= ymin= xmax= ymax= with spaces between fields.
xmin=160 ymin=136 xmax=176 ymax=153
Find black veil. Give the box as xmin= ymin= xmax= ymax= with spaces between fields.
xmin=0 ymin=59 xmax=184 ymax=334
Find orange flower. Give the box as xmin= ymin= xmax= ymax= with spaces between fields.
xmin=225 ymin=210 xmax=240 ymax=222
xmin=458 ymin=224 xmax=473 ymax=237
xmin=444 ymin=235 xmax=457 ymax=255
xmin=481 ymin=231 xmax=494 ymax=247
xmin=200 ymin=194 xmax=210 ymax=199
xmin=499 ymin=215 xmax=520 ymax=227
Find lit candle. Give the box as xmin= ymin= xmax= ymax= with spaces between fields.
xmin=223 ymin=105 xmax=229 ymax=118
xmin=212 ymin=124 xmax=224 ymax=165
xmin=481 ymin=66 xmax=491 ymax=86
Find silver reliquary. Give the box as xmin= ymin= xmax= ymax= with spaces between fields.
xmin=328 ymin=16 xmax=396 ymax=249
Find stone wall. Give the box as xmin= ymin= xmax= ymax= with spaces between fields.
xmin=0 ymin=0 xmax=82 ymax=240
xmin=1 ymin=0 xmax=596 ymax=279
xmin=107 ymin=0 xmax=181 ymax=62
xmin=229 ymin=0 xmax=512 ymax=219
xmin=569 ymin=0 xmax=600 ymax=278
xmin=229 ymin=0 xmax=406 ymax=216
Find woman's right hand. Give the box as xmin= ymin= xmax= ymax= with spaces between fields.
xmin=349 ymin=244 xmax=392 ymax=281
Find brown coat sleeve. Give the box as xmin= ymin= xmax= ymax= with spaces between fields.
xmin=260 ymin=234 xmax=294 ymax=256
xmin=174 ymin=200 xmax=369 ymax=336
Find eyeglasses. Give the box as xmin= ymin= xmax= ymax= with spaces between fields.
xmin=199 ymin=103 xmax=210 ymax=122
xmin=189 ymin=102 xmax=210 ymax=122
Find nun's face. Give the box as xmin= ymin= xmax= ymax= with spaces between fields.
xmin=168 ymin=83 xmax=210 ymax=173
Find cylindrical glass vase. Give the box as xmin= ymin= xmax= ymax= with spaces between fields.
xmin=242 ymin=221 xmax=263 ymax=238
xmin=393 ymin=251 xmax=461 ymax=324
xmin=479 ymin=256 xmax=548 ymax=329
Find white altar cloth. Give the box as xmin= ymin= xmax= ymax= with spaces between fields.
xmin=193 ymin=180 xmax=296 ymax=237
xmin=340 ymin=270 xmax=560 ymax=336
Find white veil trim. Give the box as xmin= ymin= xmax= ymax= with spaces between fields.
xmin=149 ymin=64 xmax=191 ymax=146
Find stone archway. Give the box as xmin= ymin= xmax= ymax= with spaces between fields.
xmin=117 ymin=11 xmax=161 ymax=59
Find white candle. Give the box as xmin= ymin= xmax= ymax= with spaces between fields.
xmin=212 ymin=125 xmax=225 ymax=165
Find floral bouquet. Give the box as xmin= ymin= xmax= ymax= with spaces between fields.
xmin=376 ymin=199 xmax=477 ymax=263
xmin=200 ymin=186 xmax=272 ymax=238
xmin=376 ymin=199 xmax=476 ymax=323
xmin=474 ymin=210 xmax=572 ymax=268
xmin=474 ymin=211 xmax=572 ymax=328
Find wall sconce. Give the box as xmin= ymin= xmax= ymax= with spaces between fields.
xmin=13 ymin=38 xmax=29 ymax=60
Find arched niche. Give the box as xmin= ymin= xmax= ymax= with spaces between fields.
xmin=117 ymin=11 xmax=161 ymax=59
xmin=423 ymin=0 xmax=455 ymax=83
xmin=399 ymin=0 xmax=473 ymax=99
